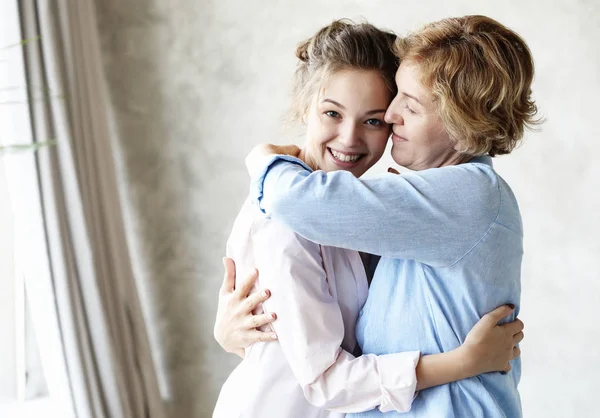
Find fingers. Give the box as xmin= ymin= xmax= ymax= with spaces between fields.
xmin=220 ymin=257 xmax=236 ymax=295
xmin=246 ymin=312 xmax=277 ymax=329
xmin=235 ymin=269 xmax=259 ymax=299
xmin=483 ymin=304 xmax=515 ymax=325
xmin=274 ymin=144 xmax=301 ymax=157
xmin=512 ymin=346 xmax=521 ymax=359
xmin=513 ymin=331 xmax=524 ymax=345
xmin=503 ymin=318 xmax=524 ymax=336
xmin=246 ymin=329 xmax=278 ymax=344
xmin=242 ymin=288 xmax=271 ymax=314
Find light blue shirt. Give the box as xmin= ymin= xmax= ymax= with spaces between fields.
xmin=251 ymin=155 xmax=523 ymax=418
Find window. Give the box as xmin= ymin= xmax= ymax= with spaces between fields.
xmin=0 ymin=1 xmax=73 ymax=416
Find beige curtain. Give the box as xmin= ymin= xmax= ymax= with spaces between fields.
xmin=18 ymin=1 xmax=165 ymax=417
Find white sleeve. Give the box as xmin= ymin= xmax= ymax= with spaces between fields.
xmin=251 ymin=218 xmax=420 ymax=413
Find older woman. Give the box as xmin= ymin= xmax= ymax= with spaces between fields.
xmin=230 ymin=15 xmax=541 ymax=418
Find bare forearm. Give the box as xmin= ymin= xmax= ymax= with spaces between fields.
xmin=415 ymin=347 xmax=473 ymax=391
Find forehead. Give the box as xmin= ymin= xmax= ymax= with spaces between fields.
xmin=396 ymin=60 xmax=434 ymax=106
xmin=319 ymin=69 xmax=391 ymax=106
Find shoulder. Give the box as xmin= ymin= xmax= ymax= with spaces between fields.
xmin=452 ymin=160 xmax=500 ymax=201
xmin=399 ymin=161 xmax=503 ymax=251
xmin=413 ymin=159 xmax=498 ymax=188
xmin=404 ymin=160 xmax=501 ymax=211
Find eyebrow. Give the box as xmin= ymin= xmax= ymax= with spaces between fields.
xmin=323 ymin=98 xmax=346 ymax=109
xmin=402 ymin=92 xmax=422 ymax=105
xmin=322 ymin=98 xmax=387 ymax=115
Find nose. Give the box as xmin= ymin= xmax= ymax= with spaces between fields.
xmin=384 ymin=95 xmax=403 ymax=125
xmin=338 ymin=121 xmax=360 ymax=148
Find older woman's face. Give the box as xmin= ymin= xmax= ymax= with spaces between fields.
xmin=384 ymin=60 xmax=463 ymax=170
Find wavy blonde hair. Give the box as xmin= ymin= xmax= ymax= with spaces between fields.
xmin=394 ymin=15 xmax=542 ymax=156
xmin=290 ymin=19 xmax=398 ymax=122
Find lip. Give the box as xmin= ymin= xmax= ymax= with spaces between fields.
xmin=391 ymin=132 xmax=408 ymax=142
xmin=327 ymin=147 xmax=365 ymax=168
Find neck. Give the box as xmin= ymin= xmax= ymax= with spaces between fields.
xmin=439 ymin=152 xmax=472 ymax=167
xmin=297 ymin=147 xmax=321 ymax=171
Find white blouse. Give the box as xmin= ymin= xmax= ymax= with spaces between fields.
xmin=213 ymin=200 xmax=420 ymax=418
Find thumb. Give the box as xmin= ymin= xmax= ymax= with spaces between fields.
xmin=483 ymin=304 xmax=515 ymax=325
xmin=220 ymin=257 xmax=236 ymax=295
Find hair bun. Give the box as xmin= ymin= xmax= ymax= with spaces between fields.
xmin=295 ymin=40 xmax=311 ymax=62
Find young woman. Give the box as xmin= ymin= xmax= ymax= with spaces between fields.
xmin=213 ymin=19 xmax=524 ymax=418
xmin=232 ymin=15 xmax=539 ymax=418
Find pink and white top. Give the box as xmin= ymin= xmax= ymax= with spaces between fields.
xmin=213 ymin=200 xmax=420 ymax=418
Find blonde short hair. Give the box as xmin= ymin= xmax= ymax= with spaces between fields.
xmin=290 ymin=19 xmax=398 ymax=122
xmin=394 ymin=15 xmax=542 ymax=156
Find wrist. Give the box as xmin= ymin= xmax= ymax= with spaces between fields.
xmin=454 ymin=344 xmax=478 ymax=379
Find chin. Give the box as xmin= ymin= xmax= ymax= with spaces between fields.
xmin=390 ymin=154 xmax=407 ymax=168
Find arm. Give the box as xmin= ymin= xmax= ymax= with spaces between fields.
xmin=214 ymin=255 xmax=524 ymax=408
xmin=416 ymin=304 xmax=523 ymax=391
xmin=249 ymin=155 xmax=500 ymax=265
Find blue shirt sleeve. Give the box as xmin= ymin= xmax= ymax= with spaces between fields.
xmin=251 ymin=155 xmax=501 ymax=267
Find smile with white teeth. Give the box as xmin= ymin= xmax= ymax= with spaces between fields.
xmin=329 ymin=148 xmax=364 ymax=163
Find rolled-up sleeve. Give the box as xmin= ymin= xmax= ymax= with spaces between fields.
xmin=251 ymin=218 xmax=420 ymax=413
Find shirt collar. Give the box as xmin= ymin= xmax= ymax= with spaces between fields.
xmin=469 ymin=155 xmax=493 ymax=167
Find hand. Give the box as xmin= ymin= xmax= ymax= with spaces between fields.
xmin=213 ymin=258 xmax=278 ymax=358
xmin=461 ymin=305 xmax=524 ymax=375
xmin=245 ymin=144 xmax=301 ymax=178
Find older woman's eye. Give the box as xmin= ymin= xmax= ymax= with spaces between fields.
xmin=325 ymin=110 xmax=341 ymax=118
xmin=366 ymin=118 xmax=384 ymax=126
xmin=404 ymin=104 xmax=416 ymax=115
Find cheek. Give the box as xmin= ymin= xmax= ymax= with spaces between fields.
xmin=423 ymin=125 xmax=452 ymax=152
xmin=366 ymin=130 xmax=390 ymax=157
xmin=315 ymin=123 xmax=338 ymax=146
xmin=408 ymin=121 xmax=436 ymax=147
xmin=307 ymin=119 xmax=337 ymax=151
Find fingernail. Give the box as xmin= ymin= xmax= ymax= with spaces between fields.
xmin=271 ymin=334 xmax=278 ymax=340
xmin=262 ymin=290 xmax=270 ymax=297
xmin=270 ymin=313 xmax=277 ymax=319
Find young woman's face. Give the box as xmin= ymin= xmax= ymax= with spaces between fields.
xmin=303 ymin=69 xmax=392 ymax=178
xmin=385 ymin=60 xmax=462 ymax=170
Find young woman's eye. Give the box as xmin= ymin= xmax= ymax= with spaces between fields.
xmin=325 ymin=110 xmax=340 ymax=118
xmin=366 ymin=118 xmax=384 ymax=126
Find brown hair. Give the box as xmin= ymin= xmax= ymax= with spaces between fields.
xmin=290 ymin=19 xmax=398 ymax=122
xmin=394 ymin=15 xmax=542 ymax=156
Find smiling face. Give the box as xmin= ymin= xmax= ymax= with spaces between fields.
xmin=384 ymin=60 xmax=465 ymax=170
xmin=301 ymin=69 xmax=393 ymax=178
